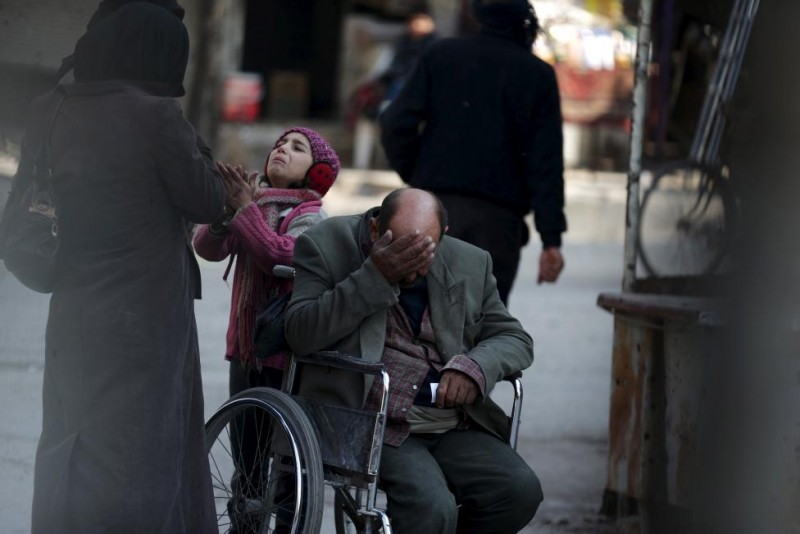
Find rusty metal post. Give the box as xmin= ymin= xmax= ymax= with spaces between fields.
xmin=622 ymin=0 xmax=655 ymax=292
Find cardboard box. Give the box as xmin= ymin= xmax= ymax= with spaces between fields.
xmin=269 ymin=71 xmax=309 ymax=119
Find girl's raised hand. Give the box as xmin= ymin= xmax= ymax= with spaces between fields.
xmin=248 ymin=171 xmax=260 ymax=192
xmin=217 ymin=162 xmax=254 ymax=211
xmin=231 ymin=165 xmax=262 ymax=198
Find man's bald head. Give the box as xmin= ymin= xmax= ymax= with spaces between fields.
xmin=369 ymin=189 xmax=447 ymax=287
xmin=376 ymin=188 xmax=448 ymax=242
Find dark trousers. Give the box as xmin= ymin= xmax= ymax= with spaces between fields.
xmin=229 ymin=360 xmax=284 ymax=397
xmin=437 ymin=194 xmax=529 ymax=305
xmin=228 ymin=361 xmax=285 ymax=493
xmin=228 ymin=363 xmax=292 ymax=533
xmin=228 ymin=361 xmax=284 ymax=489
xmin=379 ymin=429 xmax=543 ymax=534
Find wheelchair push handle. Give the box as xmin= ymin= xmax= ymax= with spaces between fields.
xmin=273 ymin=265 xmax=296 ymax=279
xmin=503 ymin=371 xmax=523 ymax=382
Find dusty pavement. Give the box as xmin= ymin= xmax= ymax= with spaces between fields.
xmin=0 ymin=169 xmax=627 ymax=533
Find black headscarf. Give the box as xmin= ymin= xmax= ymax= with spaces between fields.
xmin=73 ymin=2 xmax=189 ymax=97
xmin=56 ymin=0 xmax=185 ymax=84
xmin=471 ymin=0 xmax=540 ymax=47
xmin=86 ymin=0 xmax=184 ymax=27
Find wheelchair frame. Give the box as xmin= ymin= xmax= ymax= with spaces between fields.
xmin=205 ymin=349 xmax=523 ymax=534
xmin=205 ymin=268 xmax=524 ymax=533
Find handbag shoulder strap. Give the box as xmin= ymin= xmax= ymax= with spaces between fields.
xmin=4 ymin=88 xmax=65 ymax=208
xmin=31 ymin=87 xmax=66 ymax=184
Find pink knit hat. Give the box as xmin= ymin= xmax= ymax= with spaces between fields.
xmin=270 ymin=126 xmax=341 ymax=197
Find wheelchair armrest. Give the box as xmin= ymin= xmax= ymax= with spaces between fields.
xmin=272 ymin=265 xmax=296 ymax=279
xmin=503 ymin=371 xmax=523 ymax=382
xmin=293 ymin=351 xmax=385 ymax=376
xmin=501 ymin=371 xmax=524 ymax=450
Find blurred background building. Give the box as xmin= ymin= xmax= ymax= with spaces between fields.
xmin=0 ymin=0 xmax=638 ymax=175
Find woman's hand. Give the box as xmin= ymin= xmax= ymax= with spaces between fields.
xmin=217 ymin=162 xmax=259 ymax=211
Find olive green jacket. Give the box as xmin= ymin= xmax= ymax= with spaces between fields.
xmin=284 ymin=209 xmax=533 ymax=440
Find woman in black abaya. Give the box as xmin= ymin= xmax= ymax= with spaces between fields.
xmin=28 ymin=3 xmax=224 ymax=532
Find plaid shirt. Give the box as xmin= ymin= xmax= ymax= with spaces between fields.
xmin=364 ymin=303 xmax=486 ymax=446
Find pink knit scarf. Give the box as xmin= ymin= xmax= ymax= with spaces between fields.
xmin=236 ymin=187 xmax=321 ymax=368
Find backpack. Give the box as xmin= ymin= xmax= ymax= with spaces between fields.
xmin=252 ymin=291 xmax=291 ymax=359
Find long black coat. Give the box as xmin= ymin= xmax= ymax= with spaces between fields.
xmin=24 ymin=81 xmax=224 ymax=533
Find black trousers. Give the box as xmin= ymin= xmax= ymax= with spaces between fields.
xmin=229 ymin=360 xmax=284 ymax=396
xmin=227 ymin=363 xmax=293 ymax=533
xmin=379 ymin=429 xmax=543 ymax=534
xmin=436 ymin=194 xmax=529 ymax=305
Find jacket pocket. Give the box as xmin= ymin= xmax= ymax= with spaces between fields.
xmin=462 ymin=312 xmax=485 ymax=347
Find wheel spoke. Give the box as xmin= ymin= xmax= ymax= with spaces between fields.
xmin=205 ymin=388 xmax=325 ymax=533
xmin=639 ymin=163 xmax=732 ymax=276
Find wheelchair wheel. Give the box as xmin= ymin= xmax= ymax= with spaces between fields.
xmin=638 ymin=161 xmax=736 ymax=277
xmin=206 ymin=387 xmax=324 ymax=534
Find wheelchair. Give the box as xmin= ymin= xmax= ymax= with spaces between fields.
xmin=205 ymin=269 xmax=525 ymax=534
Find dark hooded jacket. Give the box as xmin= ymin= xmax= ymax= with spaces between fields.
xmin=380 ymin=1 xmax=566 ymax=247
xmin=26 ymin=4 xmax=223 ymax=532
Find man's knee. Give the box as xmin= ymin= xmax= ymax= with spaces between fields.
xmin=476 ymin=442 xmax=543 ymax=513
xmin=389 ymin=486 xmax=458 ymax=534
xmin=504 ymin=464 xmax=544 ymax=526
xmin=516 ymin=461 xmax=542 ymax=497
xmin=417 ymin=490 xmax=459 ymax=531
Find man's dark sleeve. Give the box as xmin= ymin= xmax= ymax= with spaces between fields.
xmin=379 ymin=52 xmax=430 ymax=182
xmin=524 ymin=65 xmax=567 ymax=248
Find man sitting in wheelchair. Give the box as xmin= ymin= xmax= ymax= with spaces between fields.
xmin=285 ymin=188 xmax=543 ymax=533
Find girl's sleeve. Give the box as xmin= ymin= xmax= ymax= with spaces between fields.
xmin=227 ymin=203 xmax=324 ymax=272
xmin=193 ymin=223 xmax=235 ymax=261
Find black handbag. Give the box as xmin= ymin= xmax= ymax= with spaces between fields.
xmin=252 ymin=292 xmax=292 ymax=359
xmin=0 ymin=90 xmax=65 ymax=293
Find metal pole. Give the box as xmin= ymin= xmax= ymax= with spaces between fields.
xmin=707 ymin=0 xmax=761 ymax=164
xmin=622 ymin=0 xmax=655 ymax=292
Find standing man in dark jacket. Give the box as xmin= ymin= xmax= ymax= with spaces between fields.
xmin=380 ymin=0 xmax=566 ymax=304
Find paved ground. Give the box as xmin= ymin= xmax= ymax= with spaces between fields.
xmin=0 ymin=169 xmax=628 ymax=533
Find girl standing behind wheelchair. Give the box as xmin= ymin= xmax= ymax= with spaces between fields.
xmin=194 ymin=128 xmax=339 ymax=532
xmin=194 ymin=126 xmax=339 ymax=401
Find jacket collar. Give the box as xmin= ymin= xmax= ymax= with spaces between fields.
xmin=479 ymin=26 xmax=529 ymax=48
xmin=426 ymin=237 xmax=466 ymax=357
xmin=427 ymin=237 xmax=459 ymax=293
